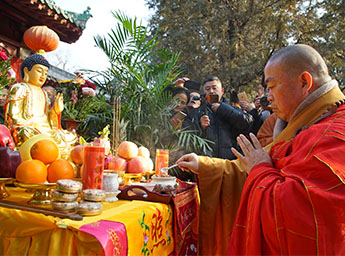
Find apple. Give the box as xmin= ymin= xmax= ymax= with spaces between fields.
xmin=127 ymin=156 xmax=149 ymax=174
xmin=146 ymin=157 xmax=154 ymax=172
xmin=0 ymin=147 xmax=22 ymax=178
xmin=109 ymin=155 xmax=128 ymax=172
xmin=70 ymin=145 xmax=84 ymax=165
xmin=117 ymin=141 xmax=138 ymax=159
xmin=138 ymin=146 xmax=150 ymax=159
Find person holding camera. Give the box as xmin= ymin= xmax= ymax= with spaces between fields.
xmin=183 ymin=76 xmax=253 ymax=160
xmin=238 ymin=88 xmax=274 ymax=135
xmin=164 ymin=86 xmax=189 ymax=130
xmin=186 ymin=91 xmax=201 ymax=112
xmin=238 ymin=96 xmax=262 ymax=134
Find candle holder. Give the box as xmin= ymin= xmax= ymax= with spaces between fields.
xmin=0 ymin=178 xmax=14 ymax=199
xmin=103 ymin=172 xmax=120 ymax=202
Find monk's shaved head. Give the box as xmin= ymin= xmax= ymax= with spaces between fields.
xmin=268 ymin=44 xmax=331 ymax=86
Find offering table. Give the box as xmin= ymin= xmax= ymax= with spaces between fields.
xmin=0 ymin=184 xmax=198 ymax=255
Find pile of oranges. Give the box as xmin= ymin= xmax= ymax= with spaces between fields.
xmin=16 ymin=140 xmax=74 ymax=183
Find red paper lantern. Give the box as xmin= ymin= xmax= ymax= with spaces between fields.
xmin=23 ymin=25 xmax=59 ymax=53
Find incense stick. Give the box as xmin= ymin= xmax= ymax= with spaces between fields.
xmin=112 ymin=96 xmax=121 ymax=154
xmin=112 ymin=96 xmax=116 ymax=153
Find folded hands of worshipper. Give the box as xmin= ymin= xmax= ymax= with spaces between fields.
xmin=232 ymin=133 xmax=273 ymax=174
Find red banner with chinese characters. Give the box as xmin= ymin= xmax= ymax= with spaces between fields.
xmin=173 ymin=181 xmax=199 ymax=255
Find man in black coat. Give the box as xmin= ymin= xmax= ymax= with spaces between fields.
xmin=183 ymin=76 xmax=253 ymax=160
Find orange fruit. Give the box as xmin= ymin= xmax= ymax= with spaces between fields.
xmin=30 ymin=139 xmax=59 ymax=164
xmin=16 ymin=159 xmax=47 ymax=183
xmin=70 ymin=145 xmax=84 ymax=165
xmin=47 ymin=159 xmax=74 ymax=183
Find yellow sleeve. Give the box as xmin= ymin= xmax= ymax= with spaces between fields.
xmin=197 ymin=156 xmax=247 ymax=255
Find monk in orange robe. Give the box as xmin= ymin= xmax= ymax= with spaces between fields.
xmin=177 ymin=44 xmax=345 ymax=255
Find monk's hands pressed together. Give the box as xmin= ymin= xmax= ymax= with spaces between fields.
xmin=176 ymin=153 xmax=199 ymax=175
xmin=231 ymin=133 xmax=273 ymax=174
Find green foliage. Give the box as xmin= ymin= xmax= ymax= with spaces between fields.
xmin=77 ymin=104 xmax=115 ymax=141
xmin=57 ymin=78 xmax=111 ymax=122
xmin=76 ymin=95 xmax=110 ymax=120
xmin=57 ymin=78 xmax=112 ymax=140
xmin=0 ymin=47 xmax=14 ymax=90
xmin=147 ymin=0 xmax=345 ymax=93
xmin=62 ymin=101 xmax=79 ymax=120
xmin=93 ymin=10 xmax=212 ymax=155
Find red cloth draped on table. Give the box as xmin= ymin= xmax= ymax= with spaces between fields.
xmin=173 ymin=181 xmax=199 ymax=255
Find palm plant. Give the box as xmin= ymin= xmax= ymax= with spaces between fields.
xmin=93 ymin=11 xmax=212 ymax=156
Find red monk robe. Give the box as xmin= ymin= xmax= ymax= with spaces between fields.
xmin=195 ymin=85 xmax=345 ymax=255
xmin=229 ymin=103 xmax=345 ymax=255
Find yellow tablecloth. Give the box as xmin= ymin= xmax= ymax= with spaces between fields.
xmin=0 ymin=187 xmax=174 ymax=255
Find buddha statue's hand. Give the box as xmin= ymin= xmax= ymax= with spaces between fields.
xmin=54 ymin=93 xmax=64 ymax=114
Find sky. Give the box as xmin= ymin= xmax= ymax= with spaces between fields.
xmin=46 ymin=0 xmax=153 ymax=76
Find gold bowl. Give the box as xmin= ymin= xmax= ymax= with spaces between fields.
xmin=143 ymin=171 xmax=155 ymax=181
xmin=0 ymin=178 xmax=15 ymax=199
xmin=124 ymin=173 xmax=143 ymax=185
xmin=14 ymin=181 xmax=56 ymax=205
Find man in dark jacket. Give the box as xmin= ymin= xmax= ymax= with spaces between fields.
xmin=183 ymin=76 xmax=253 ymax=160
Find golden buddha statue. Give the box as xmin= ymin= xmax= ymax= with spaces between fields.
xmin=4 ymin=54 xmax=77 ymax=157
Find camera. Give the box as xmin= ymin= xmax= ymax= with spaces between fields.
xmin=206 ymin=94 xmax=219 ymax=103
xmin=199 ymin=93 xmax=219 ymax=104
xmin=259 ymin=96 xmax=271 ymax=107
xmin=184 ymin=80 xmax=201 ymax=91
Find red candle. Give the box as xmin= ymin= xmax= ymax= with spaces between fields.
xmin=155 ymin=149 xmax=169 ymax=175
xmin=82 ymin=146 xmax=105 ymax=189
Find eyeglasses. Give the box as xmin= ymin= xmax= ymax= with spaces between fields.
xmin=192 ymin=96 xmax=201 ymax=100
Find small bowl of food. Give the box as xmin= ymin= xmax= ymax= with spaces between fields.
xmin=151 ymin=175 xmax=178 ymax=194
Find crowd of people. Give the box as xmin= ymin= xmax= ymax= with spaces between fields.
xmin=165 ymin=72 xmax=277 ymax=177
xmin=167 ymin=76 xmax=278 ymax=152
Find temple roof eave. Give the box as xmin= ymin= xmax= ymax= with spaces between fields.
xmin=2 ymin=0 xmax=92 ymax=44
